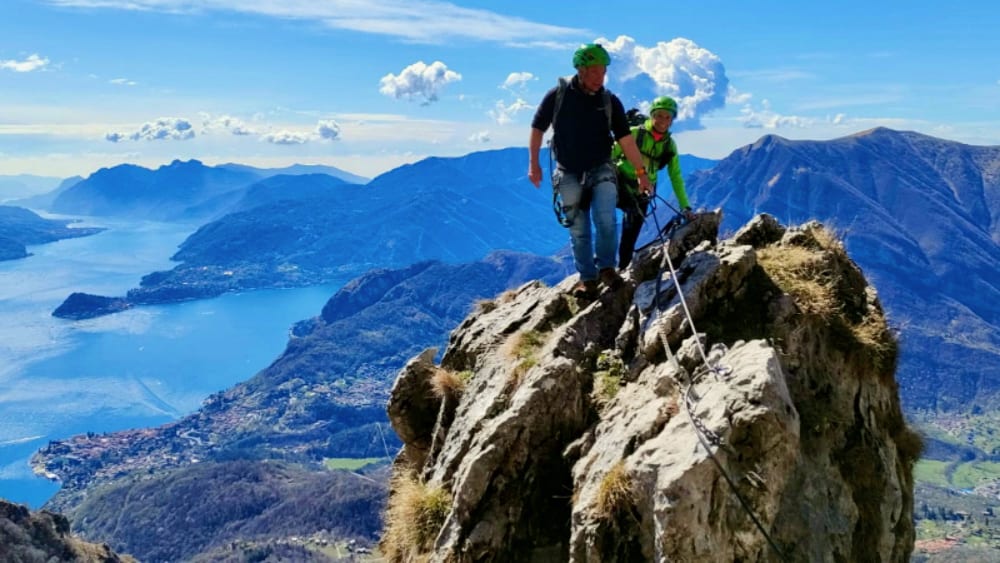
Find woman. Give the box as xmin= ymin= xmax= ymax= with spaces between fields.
xmin=612 ymin=96 xmax=694 ymax=269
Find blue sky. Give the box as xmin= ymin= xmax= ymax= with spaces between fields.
xmin=1 ymin=0 xmax=998 ymax=179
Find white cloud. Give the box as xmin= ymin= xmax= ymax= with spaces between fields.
xmin=109 ymin=77 xmax=137 ymax=86
xmin=502 ymin=72 xmax=534 ymax=90
xmin=201 ymin=114 xmax=255 ymax=136
xmin=740 ymin=100 xmax=812 ymax=129
xmin=726 ymin=86 xmax=752 ymax=105
xmin=261 ymin=130 xmax=310 ymax=145
xmin=316 ymin=119 xmax=341 ymax=141
xmin=0 ymin=54 xmax=50 ymax=72
xmin=105 ymin=117 xmax=195 ymax=142
xmin=380 ymin=61 xmax=461 ymax=104
xmin=43 ymin=1 xmax=582 ymax=45
xmin=489 ymin=98 xmax=532 ymax=125
xmin=597 ymin=36 xmax=729 ymax=132
xmin=259 ymin=119 xmax=341 ymax=144
xmin=832 ymin=113 xmax=847 ymax=125
xmin=469 ymin=131 xmax=490 ymax=143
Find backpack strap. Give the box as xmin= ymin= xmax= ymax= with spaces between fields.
xmin=553 ymin=76 xmax=612 ymax=132
xmin=552 ymin=76 xmax=571 ymax=131
xmin=658 ymin=132 xmax=676 ymax=169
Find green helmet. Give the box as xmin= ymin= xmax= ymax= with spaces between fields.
xmin=650 ymin=96 xmax=678 ymax=117
xmin=573 ymin=43 xmax=610 ymax=68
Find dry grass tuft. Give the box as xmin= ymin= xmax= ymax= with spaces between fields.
xmin=476 ymin=298 xmax=498 ymax=313
xmin=758 ymin=245 xmax=837 ymax=316
xmin=381 ymin=472 xmax=452 ymax=562
xmin=498 ymin=289 xmax=519 ymax=304
xmin=760 ymin=224 xmax=898 ymax=378
xmin=511 ymin=330 xmax=544 ymax=359
xmin=431 ymin=368 xmax=472 ymax=399
xmin=595 ymin=461 xmax=636 ymax=520
xmin=503 ymin=330 xmax=545 ymax=388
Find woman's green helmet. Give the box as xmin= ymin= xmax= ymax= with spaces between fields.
xmin=573 ymin=43 xmax=611 ymax=68
xmin=650 ymin=96 xmax=678 ymax=117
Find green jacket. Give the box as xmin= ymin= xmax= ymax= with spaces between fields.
xmin=612 ymin=120 xmax=690 ymax=209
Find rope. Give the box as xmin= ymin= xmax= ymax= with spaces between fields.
xmin=646 ymin=209 xmax=789 ymax=562
xmin=375 ymin=421 xmax=392 ymax=462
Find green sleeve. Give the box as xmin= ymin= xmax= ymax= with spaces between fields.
xmin=666 ymin=140 xmax=690 ymax=209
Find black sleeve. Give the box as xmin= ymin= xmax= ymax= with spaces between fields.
xmin=610 ymin=94 xmax=631 ymax=140
xmin=530 ymin=87 xmax=558 ymax=131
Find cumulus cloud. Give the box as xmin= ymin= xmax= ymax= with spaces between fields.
xmin=105 ymin=117 xmax=195 ymax=142
xmin=469 ymin=131 xmax=491 ymax=143
xmin=261 ymin=130 xmax=310 ymax=145
xmin=379 ymin=61 xmax=461 ymax=104
xmin=315 ymin=119 xmax=341 ymax=141
xmin=596 ymin=36 xmax=729 ymax=132
xmin=739 ymin=100 xmax=813 ymax=129
xmin=502 ymin=72 xmax=534 ymax=90
xmin=489 ymin=98 xmax=533 ymax=125
xmin=0 ymin=54 xmax=50 ymax=72
xmin=204 ymin=115 xmax=255 ymax=136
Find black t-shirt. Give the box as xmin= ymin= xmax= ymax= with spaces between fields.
xmin=531 ymin=76 xmax=631 ymax=174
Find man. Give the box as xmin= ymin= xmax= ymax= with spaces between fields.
xmin=613 ymin=96 xmax=695 ymax=269
xmin=528 ymin=43 xmax=650 ymax=298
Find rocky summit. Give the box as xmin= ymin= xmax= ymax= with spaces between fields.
xmin=384 ymin=212 xmax=922 ymax=562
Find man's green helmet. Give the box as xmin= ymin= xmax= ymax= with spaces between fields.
xmin=651 ymin=96 xmax=678 ymax=117
xmin=573 ymin=43 xmax=611 ymax=68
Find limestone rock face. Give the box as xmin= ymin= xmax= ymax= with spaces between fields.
xmin=385 ymin=212 xmax=919 ymax=562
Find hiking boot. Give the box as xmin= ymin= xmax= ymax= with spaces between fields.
xmin=571 ymin=279 xmax=599 ymax=299
xmin=599 ymin=268 xmax=624 ymax=291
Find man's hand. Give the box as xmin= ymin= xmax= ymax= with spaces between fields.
xmin=637 ymin=174 xmax=652 ymax=195
xmin=683 ymin=206 xmax=696 ymax=221
xmin=528 ymin=162 xmax=542 ymax=188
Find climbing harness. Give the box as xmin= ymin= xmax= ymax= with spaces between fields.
xmin=548 ymin=75 xmax=613 ymax=228
xmin=646 ymin=209 xmax=790 ymax=562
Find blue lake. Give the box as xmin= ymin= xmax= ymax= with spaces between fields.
xmin=0 ymin=217 xmax=343 ymax=508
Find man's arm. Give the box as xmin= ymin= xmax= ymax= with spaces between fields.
xmin=666 ymin=154 xmax=691 ymax=209
xmin=528 ymin=128 xmax=545 ymax=188
xmin=617 ymin=134 xmax=652 ymax=194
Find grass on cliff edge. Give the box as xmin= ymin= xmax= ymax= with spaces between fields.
xmin=756 ymin=225 xmax=896 ymax=374
xmin=381 ymin=472 xmax=451 ymax=562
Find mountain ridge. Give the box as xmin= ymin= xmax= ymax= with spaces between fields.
xmin=49 ymin=148 xmax=717 ymax=318
xmin=685 ymin=127 xmax=1000 ymax=410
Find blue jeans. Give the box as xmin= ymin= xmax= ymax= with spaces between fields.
xmin=554 ymin=162 xmax=618 ymax=280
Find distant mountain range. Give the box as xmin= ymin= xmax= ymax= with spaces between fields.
xmin=683 ymin=127 xmax=999 ymax=410
xmin=217 ymin=162 xmax=369 ymax=185
xmin=43 ymin=130 xmax=1000 ymax=411
xmin=44 ymin=159 xmax=366 ymax=221
xmin=51 ymin=149 xmax=717 ymax=316
xmin=0 ymin=174 xmax=65 ymax=202
xmin=3 ymin=175 xmax=84 ymax=210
